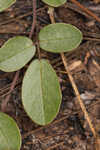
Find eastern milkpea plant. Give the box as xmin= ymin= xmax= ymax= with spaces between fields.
xmin=0 ymin=0 xmax=82 ymax=149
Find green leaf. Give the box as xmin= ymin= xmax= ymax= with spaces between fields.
xmin=22 ymin=59 xmax=62 ymax=125
xmin=0 ymin=0 xmax=16 ymax=12
xmin=0 ymin=112 xmax=21 ymax=150
xmin=39 ymin=23 xmax=82 ymax=53
xmin=0 ymin=36 xmax=36 ymax=72
xmin=42 ymin=0 xmax=66 ymax=7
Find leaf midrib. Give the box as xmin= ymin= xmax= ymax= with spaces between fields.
xmin=0 ymin=44 xmax=34 ymax=63
xmin=40 ymin=36 xmax=80 ymax=43
xmin=40 ymin=60 xmax=45 ymax=124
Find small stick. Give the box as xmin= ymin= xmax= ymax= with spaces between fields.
xmin=70 ymin=0 xmax=100 ymax=23
xmin=1 ymin=71 xmax=20 ymax=112
xmin=61 ymin=53 xmax=97 ymax=138
xmin=29 ymin=0 xmax=37 ymax=39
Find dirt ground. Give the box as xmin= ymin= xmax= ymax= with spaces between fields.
xmin=0 ymin=0 xmax=100 ymax=149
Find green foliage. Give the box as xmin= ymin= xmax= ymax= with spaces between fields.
xmin=0 ymin=36 xmax=36 ymax=72
xmin=0 ymin=0 xmax=83 ymax=149
xmin=0 ymin=112 xmax=21 ymax=150
xmin=39 ymin=23 xmax=82 ymax=53
xmin=0 ymin=0 xmax=16 ymax=12
xmin=0 ymin=0 xmax=82 ymax=127
xmin=42 ymin=0 xmax=66 ymax=7
xmin=22 ymin=59 xmax=62 ymax=125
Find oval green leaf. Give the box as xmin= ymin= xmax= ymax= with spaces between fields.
xmin=0 ymin=0 xmax=16 ymax=12
xmin=22 ymin=59 xmax=62 ymax=125
xmin=0 ymin=112 xmax=21 ymax=150
xmin=42 ymin=0 xmax=66 ymax=7
xmin=0 ymin=36 xmax=36 ymax=72
xmin=39 ymin=23 xmax=82 ymax=53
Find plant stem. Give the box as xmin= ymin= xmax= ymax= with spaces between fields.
xmin=61 ymin=53 xmax=97 ymax=138
xmin=48 ymin=6 xmax=97 ymax=139
xmin=29 ymin=0 xmax=37 ymax=39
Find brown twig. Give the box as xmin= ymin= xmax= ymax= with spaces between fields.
xmin=48 ymin=6 xmax=97 ymax=139
xmin=1 ymin=71 xmax=20 ymax=112
xmin=61 ymin=53 xmax=97 ymax=138
xmin=1 ymin=0 xmax=37 ymax=112
xmin=29 ymin=0 xmax=37 ymax=39
xmin=70 ymin=0 xmax=100 ymax=23
xmin=0 ymin=6 xmax=47 ymax=26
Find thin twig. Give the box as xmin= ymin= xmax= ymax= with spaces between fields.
xmin=61 ymin=53 xmax=97 ymax=138
xmin=70 ymin=0 xmax=100 ymax=23
xmin=29 ymin=0 xmax=37 ymax=39
xmin=0 ymin=6 xmax=47 ymax=26
xmin=1 ymin=71 xmax=20 ymax=112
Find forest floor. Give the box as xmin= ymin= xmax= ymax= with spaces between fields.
xmin=0 ymin=0 xmax=100 ymax=149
